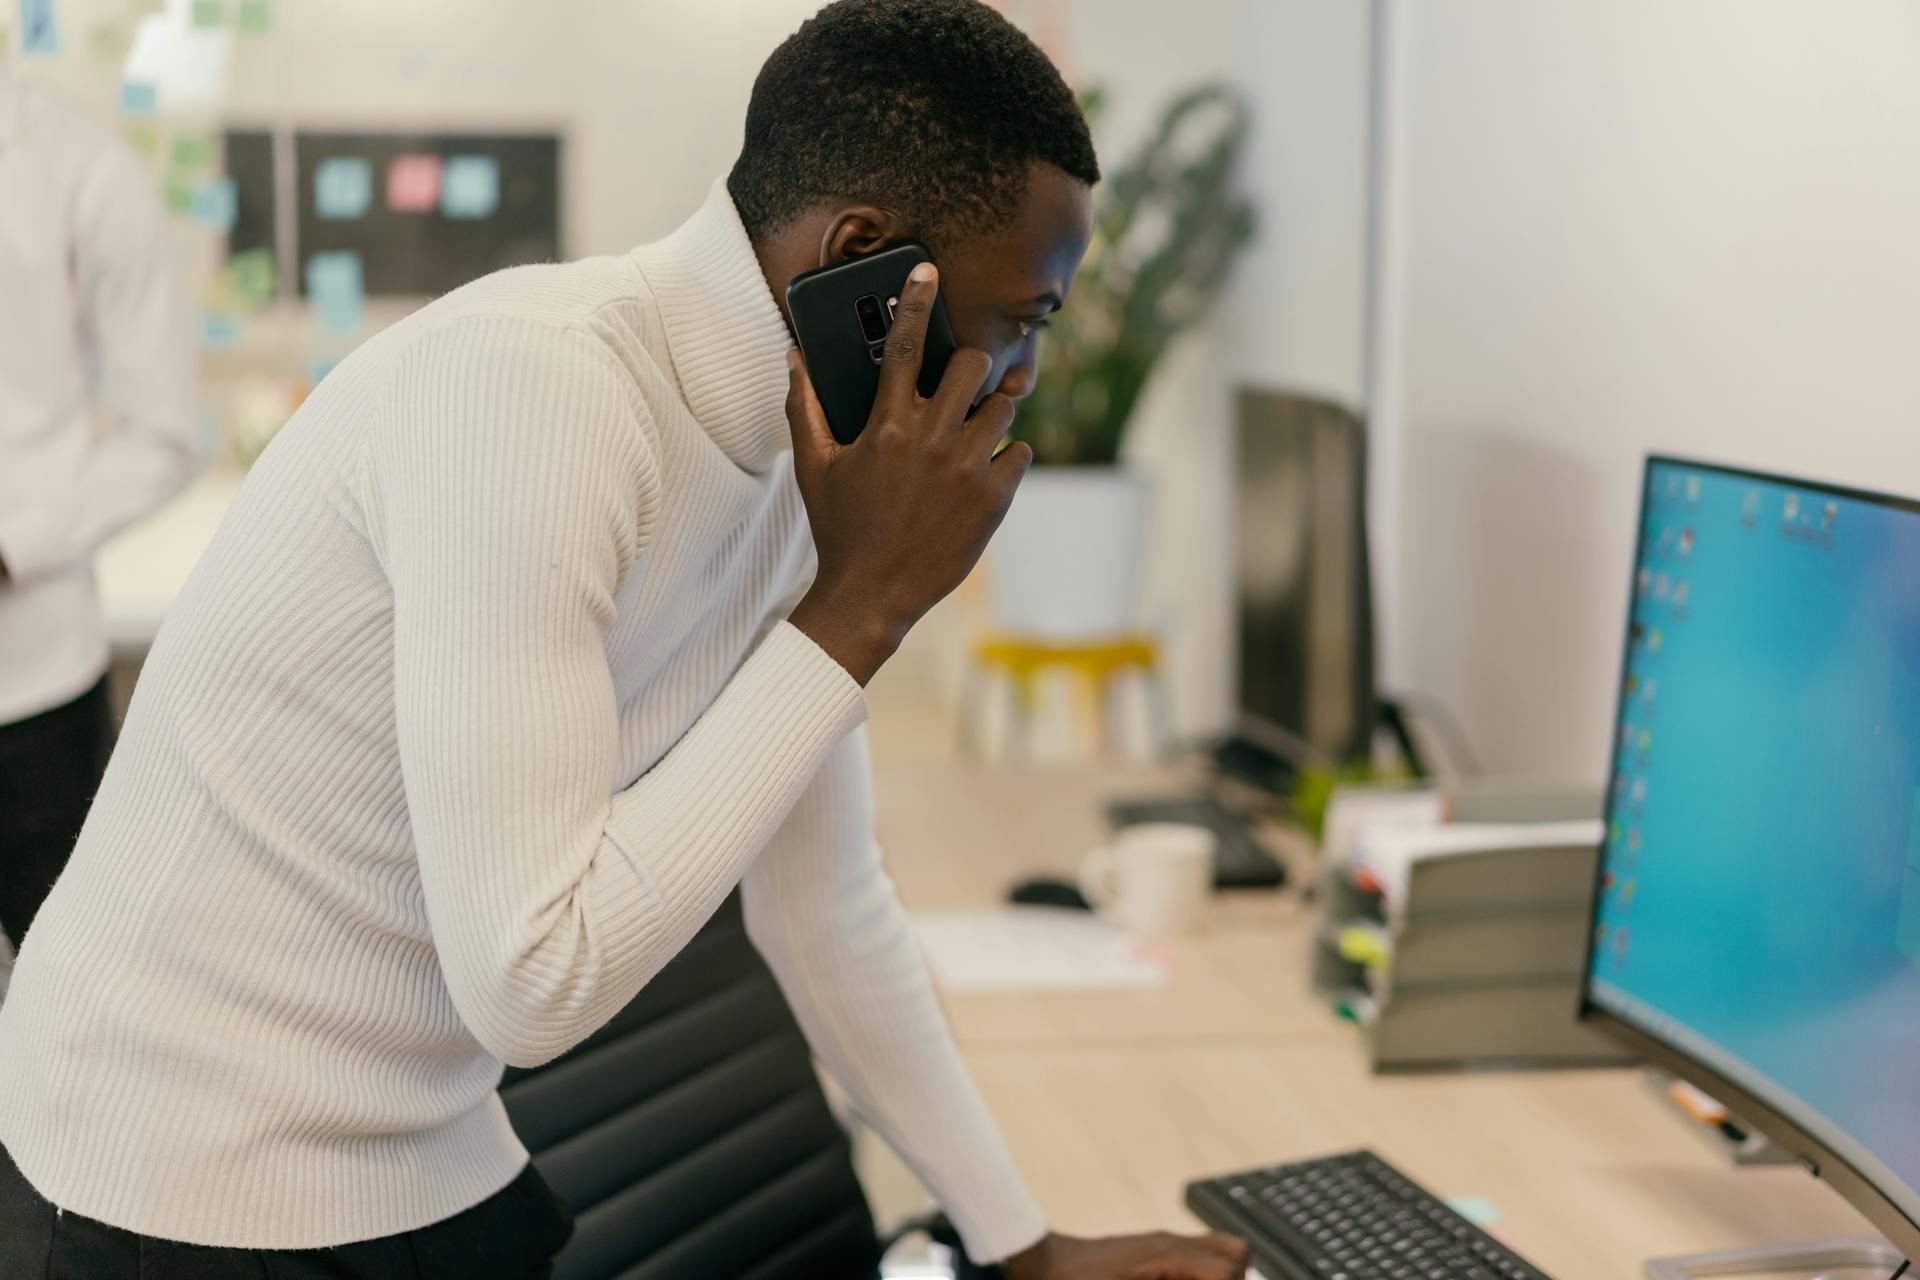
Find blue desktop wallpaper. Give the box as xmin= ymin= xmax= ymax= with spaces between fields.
xmin=1589 ymin=459 xmax=1920 ymax=1221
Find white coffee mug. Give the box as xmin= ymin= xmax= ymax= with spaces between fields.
xmin=1078 ymin=823 xmax=1214 ymax=937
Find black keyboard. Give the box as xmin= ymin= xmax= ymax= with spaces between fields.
xmin=1105 ymin=794 xmax=1287 ymax=889
xmin=1186 ymin=1151 xmax=1555 ymax=1280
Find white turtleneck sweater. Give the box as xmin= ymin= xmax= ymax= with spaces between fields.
xmin=0 ymin=179 xmax=1048 ymax=1263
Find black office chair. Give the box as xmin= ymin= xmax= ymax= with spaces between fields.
xmin=499 ymin=892 xmax=887 ymax=1280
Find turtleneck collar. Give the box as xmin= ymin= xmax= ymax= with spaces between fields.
xmin=629 ymin=178 xmax=797 ymax=473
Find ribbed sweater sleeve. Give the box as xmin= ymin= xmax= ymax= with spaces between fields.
xmin=371 ymin=315 xmax=867 ymax=1068
xmin=741 ymin=727 xmax=1050 ymax=1263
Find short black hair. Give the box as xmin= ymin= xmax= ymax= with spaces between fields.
xmin=729 ymin=0 xmax=1099 ymax=250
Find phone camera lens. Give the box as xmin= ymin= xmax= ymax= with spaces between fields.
xmin=854 ymin=294 xmax=888 ymax=343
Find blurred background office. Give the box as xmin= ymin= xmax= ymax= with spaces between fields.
xmin=3 ymin=2 xmax=1919 ymax=1277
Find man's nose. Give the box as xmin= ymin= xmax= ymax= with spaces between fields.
xmin=994 ymin=352 xmax=1039 ymax=400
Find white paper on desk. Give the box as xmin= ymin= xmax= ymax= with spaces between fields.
xmin=1352 ymin=820 xmax=1605 ymax=922
xmin=911 ymin=908 xmax=1170 ymax=992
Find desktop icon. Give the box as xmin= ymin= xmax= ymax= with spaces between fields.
xmin=1659 ymin=528 xmax=1675 ymax=556
xmin=1742 ymin=489 xmax=1761 ymax=527
xmin=1638 ymin=567 xmax=1652 ymax=595
xmin=1678 ymin=528 xmax=1695 ymax=558
xmin=1784 ymin=494 xmax=1800 ymax=522
xmin=1654 ymin=572 xmax=1671 ymax=600
xmin=1686 ymin=475 xmax=1701 ymax=503
xmin=1672 ymin=581 xmax=1690 ymax=610
xmin=1613 ymin=926 xmax=1631 ymax=962
xmin=1638 ymin=729 xmax=1653 ymax=752
xmin=1628 ymin=828 xmax=1642 ymax=854
xmin=1621 ymin=879 xmax=1636 ymax=907
xmin=1823 ymin=502 xmax=1839 ymax=531
xmin=1631 ymin=777 xmax=1647 ymax=807
xmin=1648 ymin=627 xmax=1664 ymax=653
xmin=1641 ymin=678 xmax=1658 ymax=703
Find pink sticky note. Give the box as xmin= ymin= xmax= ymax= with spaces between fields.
xmin=386 ymin=154 xmax=443 ymax=212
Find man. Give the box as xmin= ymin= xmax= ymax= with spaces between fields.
xmin=0 ymin=3 xmax=1249 ymax=1277
xmin=0 ymin=71 xmax=201 ymax=978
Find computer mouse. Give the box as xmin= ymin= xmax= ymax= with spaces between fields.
xmin=1006 ymin=878 xmax=1091 ymax=911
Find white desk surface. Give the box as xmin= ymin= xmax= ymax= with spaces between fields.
xmin=94 ymin=468 xmax=244 ymax=650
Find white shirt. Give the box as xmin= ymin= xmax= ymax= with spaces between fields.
xmin=0 ymin=72 xmax=202 ymax=723
xmin=0 ymin=178 xmax=1050 ymax=1263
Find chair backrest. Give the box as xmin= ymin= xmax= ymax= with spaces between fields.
xmin=499 ymin=893 xmax=883 ymax=1280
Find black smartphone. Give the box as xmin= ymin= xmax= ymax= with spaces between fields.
xmin=786 ymin=243 xmax=958 ymax=444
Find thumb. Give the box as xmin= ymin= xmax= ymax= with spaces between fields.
xmin=785 ymin=349 xmax=838 ymax=471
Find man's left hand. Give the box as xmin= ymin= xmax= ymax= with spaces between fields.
xmin=1001 ymin=1230 xmax=1251 ymax=1280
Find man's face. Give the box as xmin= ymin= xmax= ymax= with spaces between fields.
xmin=931 ymin=164 xmax=1094 ymax=403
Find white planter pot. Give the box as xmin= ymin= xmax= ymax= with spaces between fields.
xmin=988 ymin=467 xmax=1152 ymax=640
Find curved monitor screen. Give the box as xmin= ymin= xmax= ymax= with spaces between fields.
xmin=1586 ymin=457 xmax=1920 ymax=1233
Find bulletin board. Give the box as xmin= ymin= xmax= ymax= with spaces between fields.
xmin=291 ymin=132 xmax=561 ymax=297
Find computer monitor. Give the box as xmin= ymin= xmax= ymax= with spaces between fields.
xmin=1581 ymin=456 xmax=1920 ymax=1257
xmin=1232 ymin=390 xmax=1377 ymax=771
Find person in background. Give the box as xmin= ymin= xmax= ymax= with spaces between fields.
xmin=0 ymin=70 xmax=202 ymax=974
xmin=0 ymin=4 xmax=1247 ymax=1277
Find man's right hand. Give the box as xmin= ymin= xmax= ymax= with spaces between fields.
xmin=785 ymin=261 xmax=1032 ymax=685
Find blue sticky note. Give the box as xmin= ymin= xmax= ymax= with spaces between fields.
xmin=440 ymin=155 xmax=500 ymax=219
xmin=314 ymin=157 xmax=373 ymax=220
xmin=188 ymin=177 xmax=238 ymax=232
xmin=200 ymin=312 xmax=242 ymax=349
xmin=304 ymin=252 xmax=366 ymax=334
xmin=20 ymin=0 xmax=59 ymax=54
xmin=120 ymin=81 xmax=159 ymax=118
xmin=1447 ymin=1196 xmax=1501 ymax=1228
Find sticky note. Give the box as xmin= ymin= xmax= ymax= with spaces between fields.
xmin=20 ymin=0 xmax=59 ymax=55
xmin=226 ymin=248 xmax=277 ymax=306
xmin=190 ymin=0 xmax=227 ymax=28
xmin=386 ymin=154 xmax=443 ymax=213
xmin=305 ymin=252 xmax=366 ymax=334
xmin=200 ymin=312 xmax=242 ymax=349
xmin=440 ymin=155 xmax=500 ymax=219
xmin=237 ymin=0 xmax=271 ymax=34
xmin=120 ymin=80 xmax=159 ymax=118
xmin=170 ymin=132 xmax=215 ymax=171
xmin=124 ymin=123 xmax=161 ymax=161
xmin=163 ymin=179 xmax=196 ymax=217
xmin=1447 ymin=1196 xmax=1500 ymax=1228
xmin=189 ymin=177 xmax=238 ymax=232
xmin=314 ymin=157 xmax=373 ymax=220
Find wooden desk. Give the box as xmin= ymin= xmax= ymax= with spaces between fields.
xmin=869 ymin=747 xmax=1879 ymax=1278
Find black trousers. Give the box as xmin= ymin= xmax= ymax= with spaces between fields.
xmin=0 ymin=675 xmax=116 ymax=947
xmin=0 ymin=1140 xmax=574 ymax=1279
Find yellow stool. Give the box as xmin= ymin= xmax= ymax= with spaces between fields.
xmin=961 ymin=631 xmax=1171 ymax=761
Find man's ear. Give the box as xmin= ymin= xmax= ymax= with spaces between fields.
xmin=817 ymin=204 xmax=917 ymax=266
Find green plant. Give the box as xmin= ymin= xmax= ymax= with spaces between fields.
xmin=1015 ymin=83 xmax=1256 ymax=467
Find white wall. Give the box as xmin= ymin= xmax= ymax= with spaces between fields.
xmin=1377 ymin=0 xmax=1920 ymax=781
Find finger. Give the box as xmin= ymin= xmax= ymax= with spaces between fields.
xmin=1191 ymin=1233 xmax=1251 ymax=1265
xmin=876 ymin=261 xmax=937 ymax=415
xmin=785 ymin=348 xmax=837 ymax=470
xmin=987 ymin=438 xmax=1032 ymax=511
xmin=964 ymin=393 xmax=1017 ymax=459
xmin=929 ymin=346 xmax=994 ymax=426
